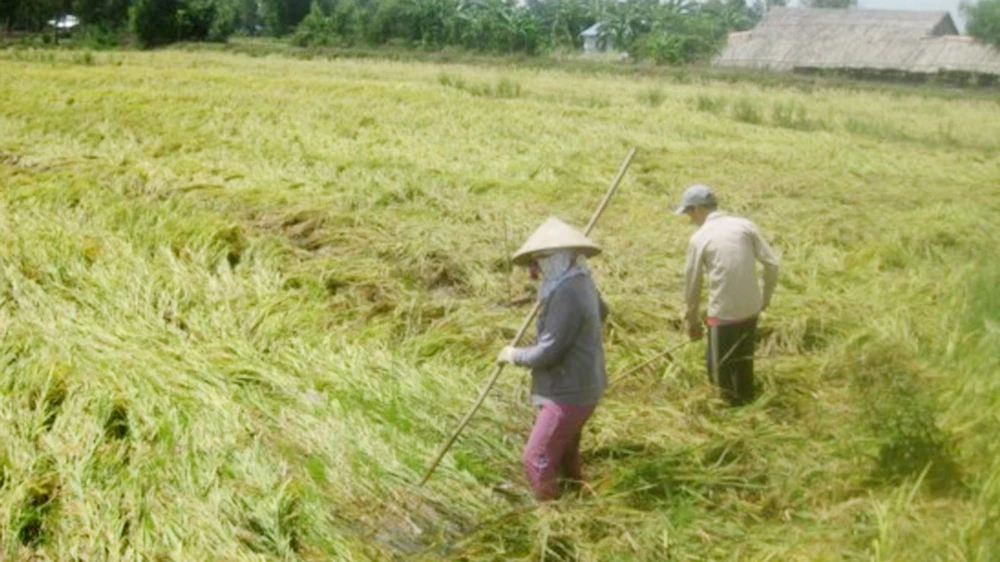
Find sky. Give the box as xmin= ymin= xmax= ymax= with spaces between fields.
xmin=784 ymin=0 xmax=968 ymax=30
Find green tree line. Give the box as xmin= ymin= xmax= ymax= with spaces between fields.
xmin=295 ymin=0 xmax=766 ymax=59
xmin=963 ymin=0 xmax=1000 ymax=48
xmin=2 ymin=0 xmax=767 ymax=61
xmin=6 ymin=0 xmax=995 ymax=63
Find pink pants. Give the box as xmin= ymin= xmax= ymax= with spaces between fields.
xmin=522 ymin=402 xmax=596 ymax=501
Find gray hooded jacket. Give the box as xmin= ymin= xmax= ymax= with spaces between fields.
xmin=513 ymin=273 xmax=608 ymax=405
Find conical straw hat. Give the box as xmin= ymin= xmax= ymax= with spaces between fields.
xmin=512 ymin=217 xmax=602 ymax=266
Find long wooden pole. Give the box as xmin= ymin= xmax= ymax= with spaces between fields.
xmin=608 ymin=340 xmax=691 ymax=389
xmin=419 ymin=147 xmax=636 ymax=486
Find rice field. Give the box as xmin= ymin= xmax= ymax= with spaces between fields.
xmin=0 ymin=48 xmax=998 ymax=561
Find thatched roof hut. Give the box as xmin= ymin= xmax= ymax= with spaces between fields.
xmin=715 ymin=7 xmax=1000 ymax=77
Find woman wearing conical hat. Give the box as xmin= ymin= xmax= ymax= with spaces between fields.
xmin=496 ymin=217 xmax=608 ymax=501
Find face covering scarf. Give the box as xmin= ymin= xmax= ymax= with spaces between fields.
xmin=537 ymin=250 xmax=588 ymax=301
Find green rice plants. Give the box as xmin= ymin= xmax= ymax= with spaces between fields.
xmin=72 ymin=51 xmax=96 ymax=66
xmin=936 ymin=120 xmax=960 ymax=147
xmin=732 ymin=96 xmax=763 ymax=124
xmin=771 ymin=100 xmax=813 ymax=130
xmin=10 ymin=456 xmax=60 ymax=551
xmin=837 ymin=334 xmax=960 ymax=492
xmin=844 ymin=117 xmax=913 ymax=143
xmin=583 ymin=95 xmax=610 ymax=109
xmin=437 ymin=73 xmax=520 ymax=98
xmin=494 ymin=77 xmax=521 ymax=99
xmin=437 ymin=71 xmax=465 ymax=90
xmin=694 ymin=93 xmax=727 ymax=114
xmin=868 ymin=377 xmax=958 ymax=489
xmin=638 ymin=87 xmax=666 ymax=108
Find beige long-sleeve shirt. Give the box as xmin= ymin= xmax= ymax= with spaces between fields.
xmin=684 ymin=211 xmax=780 ymax=328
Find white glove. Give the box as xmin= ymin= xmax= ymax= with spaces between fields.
xmin=496 ymin=346 xmax=517 ymax=365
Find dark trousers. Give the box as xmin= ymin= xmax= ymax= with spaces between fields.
xmin=706 ymin=317 xmax=757 ymax=406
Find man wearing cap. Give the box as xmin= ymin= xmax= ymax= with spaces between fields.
xmin=675 ymin=185 xmax=779 ymax=406
xmin=496 ymin=217 xmax=608 ymax=501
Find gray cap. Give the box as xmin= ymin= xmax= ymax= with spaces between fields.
xmin=674 ymin=184 xmax=717 ymax=215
